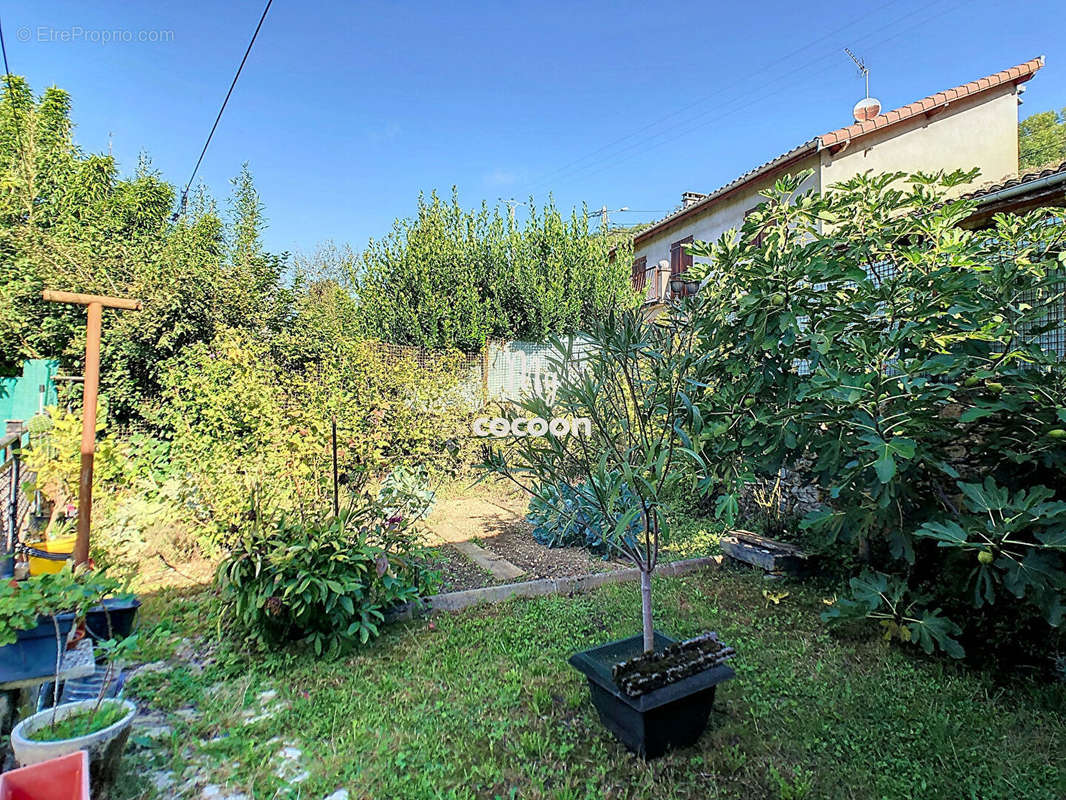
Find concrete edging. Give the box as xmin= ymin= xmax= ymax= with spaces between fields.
xmin=424 ymin=555 xmax=722 ymax=614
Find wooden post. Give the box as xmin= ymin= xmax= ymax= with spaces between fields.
xmin=41 ymin=291 xmax=142 ymax=566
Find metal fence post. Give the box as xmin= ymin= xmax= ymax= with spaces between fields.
xmin=2 ymin=427 xmax=21 ymax=578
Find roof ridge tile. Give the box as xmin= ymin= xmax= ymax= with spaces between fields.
xmin=632 ymin=57 xmax=1045 ymax=246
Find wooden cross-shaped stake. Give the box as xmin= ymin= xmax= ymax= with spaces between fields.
xmin=42 ymin=291 xmax=142 ymax=566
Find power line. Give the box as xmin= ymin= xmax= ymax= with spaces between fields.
xmin=523 ymin=0 xmax=910 ymax=195
xmin=175 ymin=0 xmax=274 ymax=219
xmin=535 ymin=0 xmax=964 ymax=193
xmin=1019 ymin=141 xmax=1066 ymax=163
xmin=0 ymin=17 xmax=26 ymax=169
xmin=555 ymin=0 xmax=960 ymax=190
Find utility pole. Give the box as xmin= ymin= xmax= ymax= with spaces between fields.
xmin=41 ymin=290 xmax=142 ymax=566
xmin=498 ymin=197 xmax=527 ymax=228
xmin=596 ymin=205 xmax=629 ymax=232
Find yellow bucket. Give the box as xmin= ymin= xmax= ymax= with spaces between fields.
xmin=27 ymin=535 xmax=76 ymax=575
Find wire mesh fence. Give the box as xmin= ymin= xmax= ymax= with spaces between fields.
xmin=360 ymin=338 xmax=598 ymax=407
xmin=1 ymin=428 xmax=31 ymax=568
xmin=483 ymin=338 xmax=596 ymax=404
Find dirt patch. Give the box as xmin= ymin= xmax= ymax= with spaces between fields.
xmin=133 ymin=555 xmax=217 ymax=592
xmin=433 ymin=544 xmax=503 ymax=592
xmin=424 ymin=487 xmax=627 ymax=588
xmin=476 ymin=518 xmax=625 ymax=579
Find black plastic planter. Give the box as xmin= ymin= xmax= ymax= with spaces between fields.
xmin=84 ymin=597 xmax=141 ymax=642
xmin=0 ymin=612 xmax=77 ymax=684
xmin=569 ymin=631 xmax=735 ymax=759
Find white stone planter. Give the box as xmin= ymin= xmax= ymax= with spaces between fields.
xmin=11 ymin=698 xmax=136 ymax=798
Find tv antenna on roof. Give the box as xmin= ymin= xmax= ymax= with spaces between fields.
xmin=844 ymin=47 xmax=880 ymax=122
xmin=844 ymin=47 xmax=870 ymax=99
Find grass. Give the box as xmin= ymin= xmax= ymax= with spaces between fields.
xmin=115 ymin=568 xmax=1066 ymax=800
xmin=25 ymin=700 xmax=129 ymax=742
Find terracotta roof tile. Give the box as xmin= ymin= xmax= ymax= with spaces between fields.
xmin=819 ymin=56 xmax=1044 ymax=148
xmin=961 ymin=160 xmax=1066 ymax=201
xmin=633 ymin=57 xmax=1045 ymax=247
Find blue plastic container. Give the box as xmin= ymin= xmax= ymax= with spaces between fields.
xmin=0 ymin=612 xmax=76 ymax=684
xmin=84 ymin=597 xmax=141 ymax=642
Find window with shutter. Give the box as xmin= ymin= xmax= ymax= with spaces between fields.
xmin=669 ymin=236 xmax=693 ymax=297
xmin=631 ymin=256 xmax=648 ymax=291
xmin=744 ymin=207 xmax=766 ymax=247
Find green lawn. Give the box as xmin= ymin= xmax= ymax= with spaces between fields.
xmin=117 ymin=568 xmax=1065 ymax=800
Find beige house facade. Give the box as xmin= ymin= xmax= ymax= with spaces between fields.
xmin=631 ymin=57 xmax=1044 ymax=303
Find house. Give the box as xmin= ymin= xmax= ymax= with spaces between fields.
xmin=630 ymin=57 xmax=1045 ymax=304
xmin=963 ymin=158 xmax=1066 ymax=358
xmin=961 ymin=158 xmax=1066 ymax=227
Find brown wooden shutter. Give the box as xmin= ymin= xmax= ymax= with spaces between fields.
xmin=744 ymin=207 xmax=765 ymax=247
xmin=669 ymin=236 xmax=694 ymax=296
xmin=631 ymin=256 xmax=647 ymax=291
xmin=670 ymin=236 xmax=693 ymax=276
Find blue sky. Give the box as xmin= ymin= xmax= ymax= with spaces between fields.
xmin=4 ymin=0 xmax=1065 ymax=256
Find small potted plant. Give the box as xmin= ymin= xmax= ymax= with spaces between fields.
xmin=481 ymin=303 xmax=736 ymax=758
xmin=0 ymin=566 xmax=138 ymax=798
xmin=0 ymin=572 xmax=79 ymax=684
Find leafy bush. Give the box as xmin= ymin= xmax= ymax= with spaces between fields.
xmin=158 ymin=328 xmax=470 ymax=537
xmin=356 ymin=190 xmax=636 ymax=352
xmin=217 ymin=494 xmax=440 ymax=655
xmin=21 ymin=406 xmax=122 ymax=538
xmin=689 ymin=169 xmax=1066 ymax=665
xmin=526 ymin=479 xmax=642 ymax=556
xmin=0 ymin=566 xmax=122 ymax=645
xmin=378 ymin=464 xmax=436 ymax=521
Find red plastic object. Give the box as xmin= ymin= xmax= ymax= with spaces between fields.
xmin=0 ymin=750 xmax=90 ymax=800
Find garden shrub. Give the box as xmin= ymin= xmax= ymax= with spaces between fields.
xmin=18 ymin=408 xmax=205 ymax=576
xmin=217 ymin=495 xmax=440 ymax=655
xmin=157 ymin=327 xmax=471 ymax=538
xmin=21 ymin=406 xmax=122 ymax=537
xmin=378 ymin=464 xmax=436 ymax=521
xmin=688 ymin=169 xmax=1066 ymax=667
xmin=356 ymin=189 xmax=636 ymax=352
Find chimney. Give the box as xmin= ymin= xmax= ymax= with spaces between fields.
xmin=681 ymin=191 xmax=706 ymax=208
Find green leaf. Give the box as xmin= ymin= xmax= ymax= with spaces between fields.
xmin=860 ymin=434 xmax=916 ymax=484
xmin=958 ymin=478 xmax=1009 ymax=513
xmin=915 ymin=520 xmax=970 ymax=547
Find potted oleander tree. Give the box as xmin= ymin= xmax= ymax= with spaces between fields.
xmin=481 ymin=303 xmax=736 ymax=758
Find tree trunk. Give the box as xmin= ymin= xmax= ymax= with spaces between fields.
xmin=640 ymin=568 xmax=654 ymax=653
